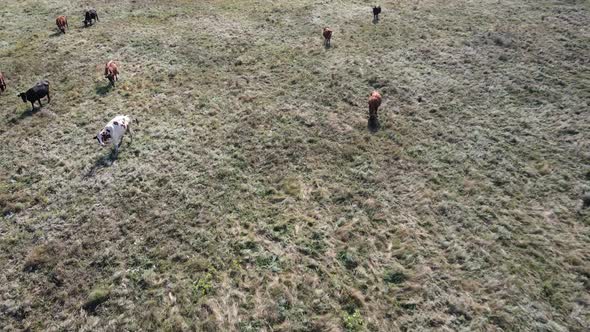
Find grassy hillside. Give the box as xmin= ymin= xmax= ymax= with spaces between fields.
xmin=0 ymin=0 xmax=589 ymax=330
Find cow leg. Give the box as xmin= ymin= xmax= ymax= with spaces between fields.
xmin=47 ymin=92 xmax=51 ymax=103
xmin=31 ymin=101 xmax=35 ymax=110
xmin=127 ymin=126 xmax=134 ymax=143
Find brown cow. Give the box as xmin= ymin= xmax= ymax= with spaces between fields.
xmin=0 ymin=72 xmax=6 ymax=94
xmin=368 ymin=91 xmax=382 ymax=130
xmin=56 ymin=16 xmax=68 ymax=34
xmin=323 ymin=27 xmax=333 ymax=47
xmin=104 ymin=60 xmax=119 ymax=86
xmin=368 ymin=90 xmax=382 ymax=118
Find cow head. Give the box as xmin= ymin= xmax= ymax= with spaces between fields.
xmin=95 ymin=128 xmax=111 ymax=146
xmin=17 ymin=93 xmax=27 ymax=103
xmin=106 ymin=73 xmax=115 ymax=84
xmin=84 ymin=12 xmax=91 ymax=26
xmin=372 ymin=109 xmax=379 ymax=118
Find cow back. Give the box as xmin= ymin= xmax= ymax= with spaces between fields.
xmin=28 ymin=80 xmax=49 ymax=97
xmin=105 ymin=61 xmax=118 ymax=76
xmin=368 ymin=91 xmax=382 ymax=110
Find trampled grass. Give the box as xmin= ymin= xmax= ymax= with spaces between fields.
xmin=0 ymin=0 xmax=589 ymax=330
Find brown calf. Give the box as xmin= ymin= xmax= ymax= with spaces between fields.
xmin=368 ymin=90 xmax=382 ymax=131
xmin=0 ymin=72 xmax=6 ymax=94
xmin=104 ymin=60 xmax=119 ymax=86
xmin=323 ymin=27 xmax=333 ymax=47
xmin=56 ymin=16 xmax=68 ymax=34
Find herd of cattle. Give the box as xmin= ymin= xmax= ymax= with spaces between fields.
xmin=0 ymin=6 xmax=385 ymax=155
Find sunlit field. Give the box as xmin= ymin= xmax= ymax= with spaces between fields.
xmin=0 ymin=0 xmax=589 ymax=330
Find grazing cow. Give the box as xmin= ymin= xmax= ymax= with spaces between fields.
xmin=18 ymin=80 xmax=50 ymax=109
xmin=56 ymin=15 xmax=68 ymax=34
xmin=368 ymin=90 xmax=382 ymax=129
xmin=104 ymin=60 xmax=119 ymax=86
xmin=373 ymin=6 xmax=382 ymax=21
xmin=0 ymin=72 xmax=6 ymax=94
xmin=84 ymin=9 xmax=99 ymax=27
xmin=94 ymin=115 xmax=134 ymax=155
xmin=323 ymin=27 xmax=333 ymax=47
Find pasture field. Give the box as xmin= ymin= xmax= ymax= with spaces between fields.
xmin=0 ymin=0 xmax=589 ymax=330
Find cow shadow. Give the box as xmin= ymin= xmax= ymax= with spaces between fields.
xmin=95 ymin=84 xmax=112 ymax=96
xmin=8 ymin=107 xmax=41 ymax=124
xmin=83 ymin=149 xmax=118 ymax=178
xmin=49 ymin=31 xmax=63 ymax=38
xmin=373 ymin=17 xmax=379 ymax=24
xmin=368 ymin=116 xmax=380 ymax=132
xmin=324 ymin=43 xmax=332 ymax=49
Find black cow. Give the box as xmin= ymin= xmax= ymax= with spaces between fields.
xmin=84 ymin=9 xmax=99 ymax=27
xmin=373 ymin=6 xmax=382 ymax=21
xmin=18 ymin=80 xmax=50 ymax=109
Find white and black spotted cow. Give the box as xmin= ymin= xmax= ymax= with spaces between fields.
xmin=94 ymin=115 xmax=134 ymax=155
